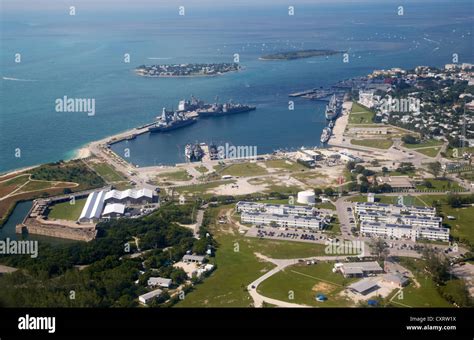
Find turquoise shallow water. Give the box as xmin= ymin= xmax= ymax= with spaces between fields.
xmin=1 ymin=1 xmax=473 ymax=170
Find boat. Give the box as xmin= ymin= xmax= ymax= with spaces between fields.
xmin=149 ymin=108 xmax=197 ymax=133
xmin=325 ymin=94 xmax=339 ymax=120
xmin=184 ymin=143 xmax=205 ymax=162
xmin=197 ymin=101 xmax=256 ymax=117
xmin=320 ymin=127 xmax=332 ymax=143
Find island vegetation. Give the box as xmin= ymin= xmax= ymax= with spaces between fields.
xmin=259 ymin=49 xmax=342 ymax=61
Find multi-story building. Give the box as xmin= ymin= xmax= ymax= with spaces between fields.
xmin=236 ymin=201 xmax=315 ymax=216
xmin=240 ymin=212 xmax=326 ymax=230
xmin=356 ymin=202 xmax=448 ymax=242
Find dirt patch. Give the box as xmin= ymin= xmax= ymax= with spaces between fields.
xmin=311 ymin=281 xmax=337 ymax=294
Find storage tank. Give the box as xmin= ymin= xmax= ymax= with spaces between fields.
xmin=297 ymin=190 xmax=315 ymax=205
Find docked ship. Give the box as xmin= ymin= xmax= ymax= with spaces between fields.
xmin=324 ymin=94 xmax=340 ymax=120
xmin=197 ymin=100 xmax=256 ymax=117
xmin=185 ymin=143 xmax=205 ymax=162
xmin=149 ymin=108 xmax=197 ymax=133
xmin=320 ymin=127 xmax=332 ymax=143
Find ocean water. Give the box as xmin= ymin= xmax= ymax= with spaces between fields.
xmin=1 ymin=1 xmax=473 ymax=170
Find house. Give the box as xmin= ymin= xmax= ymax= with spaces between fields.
xmin=182 ymin=254 xmax=205 ymax=264
xmin=348 ymin=278 xmax=380 ymax=295
xmin=147 ymin=277 xmax=172 ymax=288
xmin=335 ymin=261 xmax=383 ymax=278
xmin=138 ymin=289 xmax=163 ymax=305
xmin=382 ymin=273 xmax=409 ymax=288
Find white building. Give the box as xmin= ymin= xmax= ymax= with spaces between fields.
xmin=102 ymin=203 xmax=125 ymax=218
xmin=356 ymin=202 xmax=447 ymax=242
xmin=334 ymin=261 xmax=383 ymax=278
xmin=138 ymin=289 xmax=163 ymax=305
xmin=104 ymin=188 xmax=155 ymax=205
xmin=236 ymin=201 xmax=315 ymax=216
xmin=241 ymin=212 xmax=326 ymax=230
xmin=360 ymin=222 xmax=449 ymax=242
xmin=147 ymin=277 xmax=172 ymax=288
xmin=358 ymin=90 xmax=375 ymax=108
xmin=297 ymin=190 xmax=316 ymax=205
xmin=78 ymin=190 xmax=106 ymax=223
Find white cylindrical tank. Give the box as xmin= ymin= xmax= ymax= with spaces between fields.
xmin=297 ymin=190 xmax=315 ymax=205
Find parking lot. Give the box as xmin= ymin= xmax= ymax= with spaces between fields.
xmin=246 ymin=226 xmax=336 ymax=245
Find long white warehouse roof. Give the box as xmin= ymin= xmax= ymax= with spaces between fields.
xmin=79 ymin=190 xmax=106 ymax=221
xmin=102 ymin=203 xmax=125 ymax=216
xmin=104 ymin=188 xmax=153 ymax=201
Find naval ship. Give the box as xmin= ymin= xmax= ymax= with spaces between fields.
xmin=148 ymin=108 xmax=197 ymax=133
xmin=185 ymin=143 xmax=205 ymax=162
xmin=197 ymin=99 xmax=256 ymax=117
xmin=320 ymin=127 xmax=332 ymax=143
xmin=324 ymin=94 xmax=341 ymax=120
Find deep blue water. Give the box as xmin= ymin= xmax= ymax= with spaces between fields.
xmin=1 ymin=1 xmax=473 ymax=170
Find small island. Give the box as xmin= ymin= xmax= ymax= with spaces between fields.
xmin=135 ymin=63 xmax=241 ymax=77
xmin=259 ymin=49 xmax=342 ymax=61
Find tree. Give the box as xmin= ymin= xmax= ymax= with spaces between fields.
xmin=371 ymin=238 xmax=389 ymax=261
xmin=402 ymin=134 xmax=419 ymax=144
xmin=422 ymin=248 xmax=449 ymax=284
xmin=427 ymin=162 xmax=442 ymax=178
xmin=324 ymin=187 xmax=334 ymax=196
xmin=382 ymin=167 xmax=389 ymax=176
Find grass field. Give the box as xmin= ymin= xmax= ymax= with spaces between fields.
xmin=176 ymin=230 xmax=275 ymax=307
xmin=244 ymin=237 xmax=331 ymax=259
xmin=413 ymin=147 xmax=441 ymax=158
xmin=0 ymin=174 xmax=30 ymax=196
xmin=91 ymin=163 xmax=124 ymax=182
xmin=415 ymin=178 xmax=461 ymax=191
xmin=348 ymin=195 xmax=426 ymax=206
xmin=258 ymin=262 xmax=357 ymax=307
xmin=264 ymin=160 xmax=307 ymax=172
xmin=174 ymin=180 xmax=236 ymax=197
xmin=157 ymin=169 xmax=192 ymax=182
xmin=219 ymin=163 xmax=268 ymax=177
xmin=349 ymin=102 xmax=375 ymax=125
xmin=391 ymin=258 xmax=452 ymax=307
xmin=403 ymin=139 xmax=444 ymax=149
xmin=48 ymin=198 xmax=87 ymax=221
xmin=194 ymin=166 xmax=209 ymax=174
xmin=176 ymin=205 xmax=343 ymax=307
xmin=351 ymin=139 xmax=393 ymax=149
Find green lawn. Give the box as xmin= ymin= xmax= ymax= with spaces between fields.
xmin=91 ymin=163 xmax=125 ymax=182
xmin=0 ymin=174 xmax=30 ymax=196
xmin=219 ymin=163 xmax=268 ymax=177
xmin=48 ymin=198 xmax=87 ymax=221
xmin=174 ymin=180 xmax=236 ymax=197
xmin=445 ymin=146 xmax=474 ymax=159
xmin=413 ymin=147 xmax=441 ymax=158
xmin=349 ymin=102 xmax=375 ymax=125
xmin=415 ymin=179 xmax=461 ymax=191
xmin=258 ymin=262 xmax=357 ymax=307
xmin=176 ymin=233 xmax=275 ymax=307
xmin=243 ymin=237 xmax=331 ymax=259
xmin=157 ymin=169 xmax=192 ymax=182
xmin=348 ymin=195 xmax=426 ymax=206
xmin=18 ymin=180 xmax=61 ymax=193
xmin=351 ymin=139 xmax=393 ymax=149
xmin=403 ymin=139 xmax=444 ymax=149
xmin=438 ymin=205 xmax=474 ymax=245
xmin=264 ymin=160 xmax=307 ymax=172
xmin=392 ymin=258 xmax=452 ymax=307
xmin=194 ymin=166 xmax=209 ymax=174
xmin=403 ymin=194 xmax=474 ymax=244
